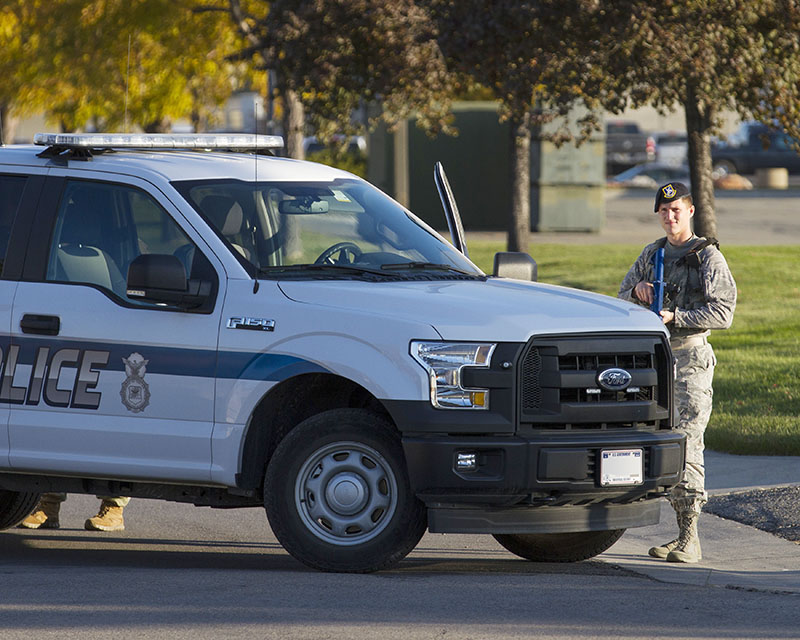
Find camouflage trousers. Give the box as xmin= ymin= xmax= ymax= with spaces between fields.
xmin=669 ymin=342 xmax=716 ymax=516
xmin=39 ymin=493 xmax=130 ymax=508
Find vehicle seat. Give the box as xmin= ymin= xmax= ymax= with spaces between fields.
xmin=54 ymin=198 xmax=126 ymax=295
xmin=200 ymin=195 xmax=254 ymax=261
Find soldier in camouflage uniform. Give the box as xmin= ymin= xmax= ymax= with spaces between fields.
xmin=618 ymin=182 xmax=736 ymax=563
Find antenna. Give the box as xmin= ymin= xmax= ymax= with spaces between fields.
xmin=124 ymin=35 xmax=131 ymax=132
xmin=254 ymin=94 xmax=259 ymax=182
xmin=252 ymin=93 xmax=260 ymax=294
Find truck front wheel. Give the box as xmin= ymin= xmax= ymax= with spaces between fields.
xmin=0 ymin=490 xmax=41 ymax=530
xmin=264 ymin=409 xmax=427 ymax=572
xmin=493 ymin=529 xmax=625 ymax=562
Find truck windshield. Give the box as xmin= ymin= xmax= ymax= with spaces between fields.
xmin=173 ymin=177 xmax=482 ymax=278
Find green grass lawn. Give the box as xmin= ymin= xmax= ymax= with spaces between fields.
xmin=467 ymin=240 xmax=800 ymax=456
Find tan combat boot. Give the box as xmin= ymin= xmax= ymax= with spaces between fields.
xmin=666 ymin=511 xmax=702 ymax=563
xmin=648 ymin=511 xmax=684 ymax=559
xmin=84 ymin=501 xmax=125 ymax=532
xmin=18 ymin=498 xmax=61 ymax=529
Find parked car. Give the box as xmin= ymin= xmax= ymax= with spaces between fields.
xmin=605 ymin=120 xmax=655 ymax=174
xmin=303 ymin=135 xmax=366 ymax=156
xmin=607 ymin=162 xmax=691 ymax=189
xmin=608 ymin=161 xmax=753 ymax=191
xmin=712 ymin=121 xmax=800 ymax=176
xmin=652 ymin=131 xmax=688 ymax=167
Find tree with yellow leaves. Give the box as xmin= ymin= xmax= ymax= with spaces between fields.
xmin=3 ymin=0 xmax=256 ymax=138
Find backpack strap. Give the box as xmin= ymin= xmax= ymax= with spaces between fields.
xmin=649 ymin=237 xmax=668 ymax=266
xmin=678 ymin=237 xmax=719 ymax=269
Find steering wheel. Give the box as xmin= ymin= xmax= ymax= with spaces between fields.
xmin=314 ymin=242 xmax=362 ymax=265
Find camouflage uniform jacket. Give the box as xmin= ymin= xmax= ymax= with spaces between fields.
xmin=617 ymin=236 xmax=737 ymax=339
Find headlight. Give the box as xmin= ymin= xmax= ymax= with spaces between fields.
xmin=411 ymin=341 xmax=496 ymax=409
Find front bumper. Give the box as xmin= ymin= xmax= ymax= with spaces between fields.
xmin=402 ymin=430 xmax=684 ymax=532
xmin=426 ymin=499 xmax=661 ymax=534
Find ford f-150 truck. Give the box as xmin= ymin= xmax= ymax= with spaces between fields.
xmin=0 ymin=133 xmax=684 ymax=572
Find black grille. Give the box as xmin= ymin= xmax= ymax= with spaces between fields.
xmin=558 ymin=353 xmax=653 ymax=371
xmin=560 ymin=387 xmax=653 ymax=403
xmin=518 ymin=334 xmax=672 ymax=430
xmin=521 ymin=347 xmax=542 ymax=410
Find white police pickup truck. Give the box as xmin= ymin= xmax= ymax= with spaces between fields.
xmin=0 ymin=133 xmax=684 ymax=572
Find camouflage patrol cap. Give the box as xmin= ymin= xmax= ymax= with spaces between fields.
xmin=654 ymin=182 xmax=691 ymax=212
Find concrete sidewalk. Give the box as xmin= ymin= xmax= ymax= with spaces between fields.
xmin=600 ymin=451 xmax=800 ymax=594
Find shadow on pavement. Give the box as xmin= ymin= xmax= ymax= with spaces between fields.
xmin=1 ymin=528 xmax=639 ymax=577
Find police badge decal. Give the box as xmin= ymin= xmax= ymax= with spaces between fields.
xmin=120 ymin=353 xmax=151 ymax=413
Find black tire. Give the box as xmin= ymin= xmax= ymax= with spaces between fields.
xmin=493 ymin=529 xmax=626 ymax=563
xmin=264 ymin=408 xmax=427 ymax=573
xmin=0 ymin=490 xmax=41 ymax=530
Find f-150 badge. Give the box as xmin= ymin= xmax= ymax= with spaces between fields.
xmin=120 ymin=352 xmax=150 ymax=413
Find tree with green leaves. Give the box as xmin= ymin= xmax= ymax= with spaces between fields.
xmin=425 ymin=1 xmax=592 ymax=254
xmin=223 ymin=0 xmax=454 ymax=161
xmin=576 ymin=0 xmax=800 ymax=238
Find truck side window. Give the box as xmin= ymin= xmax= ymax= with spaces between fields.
xmin=0 ymin=174 xmax=26 ymax=276
xmin=45 ymin=180 xmax=211 ymax=304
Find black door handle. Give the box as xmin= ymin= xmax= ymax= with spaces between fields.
xmin=20 ymin=314 xmax=60 ymax=336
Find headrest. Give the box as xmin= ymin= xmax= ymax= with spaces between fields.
xmin=200 ymin=196 xmax=244 ymax=236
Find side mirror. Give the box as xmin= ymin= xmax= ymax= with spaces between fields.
xmin=127 ymin=254 xmax=210 ymax=308
xmin=493 ymin=252 xmax=538 ymax=282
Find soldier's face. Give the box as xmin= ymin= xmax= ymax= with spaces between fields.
xmin=657 ymin=198 xmax=694 ymax=240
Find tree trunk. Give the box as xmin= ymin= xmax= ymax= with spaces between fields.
xmin=283 ymin=88 xmax=305 ymax=160
xmin=282 ymin=87 xmax=305 ymax=258
xmin=0 ymin=104 xmax=19 ymax=145
xmin=508 ymin=112 xmax=531 ymax=254
xmin=144 ymin=118 xmax=171 ymax=133
xmin=684 ymin=88 xmax=717 ymax=239
xmin=0 ymin=103 xmax=7 ymax=145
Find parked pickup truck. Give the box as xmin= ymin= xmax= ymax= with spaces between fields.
xmin=0 ymin=133 xmax=685 ymax=573
xmin=712 ymin=121 xmax=800 ymax=176
xmin=606 ymin=120 xmax=655 ymax=174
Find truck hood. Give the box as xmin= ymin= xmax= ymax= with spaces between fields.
xmin=277 ymin=278 xmax=666 ymax=342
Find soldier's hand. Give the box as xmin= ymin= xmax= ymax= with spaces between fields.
xmin=659 ymin=310 xmax=674 ymax=324
xmin=633 ymin=281 xmax=654 ymax=304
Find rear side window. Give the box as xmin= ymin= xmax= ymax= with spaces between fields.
xmin=0 ymin=174 xmax=26 ymax=275
xmin=45 ymin=180 xmax=214 ymax=305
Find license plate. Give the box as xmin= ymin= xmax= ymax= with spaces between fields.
xmin=600 ymin=449 xmax=643 ymax=486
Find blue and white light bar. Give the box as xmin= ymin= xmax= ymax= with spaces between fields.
xmin=34 ymin=132 xmax=284 ymax=150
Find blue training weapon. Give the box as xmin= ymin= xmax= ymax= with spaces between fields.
xmin=651 ymin=246 xmax=665 ymax=314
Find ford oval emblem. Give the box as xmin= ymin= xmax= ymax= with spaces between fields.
xmin=597 ymin=368 xmax=632 ymax=391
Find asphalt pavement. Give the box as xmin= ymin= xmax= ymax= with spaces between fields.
xmin=599 ymin=451 xmax=800 ymax=594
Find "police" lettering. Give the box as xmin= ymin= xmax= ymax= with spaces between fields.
xmin=0 ymin=346 xmax=109 ymax=409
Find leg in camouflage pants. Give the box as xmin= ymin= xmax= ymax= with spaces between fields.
xmin=650 ymin=342 xmax=716 ymax=563
xmin=670 ymin=343 xmax=716 ymax=514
